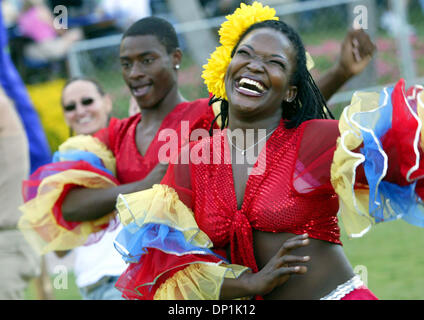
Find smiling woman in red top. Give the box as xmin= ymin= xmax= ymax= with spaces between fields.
xmin=112 ymin=3 xmax=381 ymax=300
xmin=17 ymin=4 xmax=384 ymax=301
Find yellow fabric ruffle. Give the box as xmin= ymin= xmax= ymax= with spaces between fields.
xmin=57 ymin=135 xmax=116 ymax=175
xmin=18 ymin=169 xmax=117 ymax=255
xmin=331 ymin=91 xmax=381 ymax=237
xmin=117 ymin=185 xmax=251 ymax=300
xmin=116 ymin=184 xmax=212 ymax=248
xmin=153 ymin=263 xmax=249 ymax=300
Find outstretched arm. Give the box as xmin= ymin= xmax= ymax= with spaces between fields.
xmin=316 ymin=28 xmax=376 ymax=102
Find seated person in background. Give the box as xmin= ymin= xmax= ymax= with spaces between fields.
xmin=17 ymin=0 xmax=83 ymax=63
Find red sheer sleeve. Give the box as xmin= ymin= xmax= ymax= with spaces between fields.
xmin=160 ymin=143 xmax=193 ymax=209
xmin=293 ymin=119 xmax=340 ymax=195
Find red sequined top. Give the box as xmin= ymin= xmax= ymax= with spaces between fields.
xmin=166 ymin=118 xmax=342 ymax=274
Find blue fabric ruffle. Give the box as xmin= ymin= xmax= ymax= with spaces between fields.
xmin=354 ymin=86 xmax=424 ymax=227
xmin=52 ymin=150 xmax=114 ymax=176
xmin=114 ymin=222 xmax=226 ymax=264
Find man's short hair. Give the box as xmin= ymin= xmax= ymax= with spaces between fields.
xmin=122 ymin=16 xmax=179 ymax=53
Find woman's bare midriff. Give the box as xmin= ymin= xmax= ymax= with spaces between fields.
xmin=253 ymin=229 xmax=355 ymax=300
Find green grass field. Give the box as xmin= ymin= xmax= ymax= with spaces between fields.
xmin=25 ymin=272 xmax=82 ymax=300
xmin=340 ymin=219 xmax=424 ymax=300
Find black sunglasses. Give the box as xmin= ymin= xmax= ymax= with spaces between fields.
xmin=63 ymin=97 xmax=95 ymax=112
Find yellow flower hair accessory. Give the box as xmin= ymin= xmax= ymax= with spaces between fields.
xmin=202 ymin=46 xmax=232 ymax=102
xmin=218 ymin=2 xmax=279 ymax=50
xmin=202 ymin=2 xmax=315 ymax=101
xmin=202 ymin=2 xmax=279 ymax=100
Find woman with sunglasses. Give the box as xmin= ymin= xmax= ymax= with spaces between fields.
xmin=61 ymin=78 xmax=113 ymax=136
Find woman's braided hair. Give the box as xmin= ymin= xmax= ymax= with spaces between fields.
xmin=209 ymin=19 xmax=334 ymax=134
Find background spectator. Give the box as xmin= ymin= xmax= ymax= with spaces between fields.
xmin=17 ymin=0 xmax=83 ymax=64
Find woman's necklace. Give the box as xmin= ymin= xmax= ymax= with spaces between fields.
xmin=226 ymin=127 xmax=277 ymax=156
